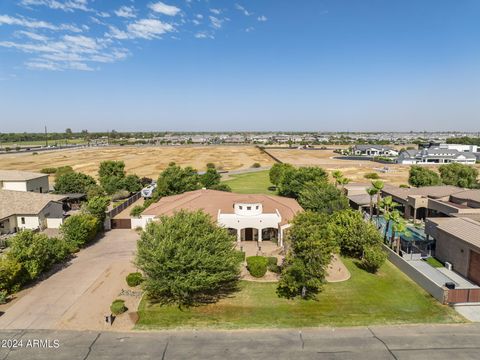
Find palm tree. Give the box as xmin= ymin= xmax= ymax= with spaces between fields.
xmin=371 ymin=180 xmax=384 ymax=221
xmin=366 ymin=187 xmax=379 ymax=221
xmin=379 ymin=196 xmax=399 ymax=242
xmin=337 ymin=176 xmax=350 ymax=192
xmin=331 ymin=170 xmax=343 ymax=188
xmin=389 ymin=210 xmax=410 ymax=254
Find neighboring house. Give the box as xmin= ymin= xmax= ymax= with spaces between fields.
xmin=0 ymin=190 xmax=66 ymax=234
xmin=0 ymin=170 xmax=49 ymax=193
xmin=425 ymin=216 xmax=480 ymax=285
xmin=397 ymin=148 xmax=477 ymax=164
xmin=438 ymin=143 xmax=478 ymax=153
xmin=352 ymin=145 xmax=398 ymax=157
xmin=135 ymin=189 xmax=303 ymax=246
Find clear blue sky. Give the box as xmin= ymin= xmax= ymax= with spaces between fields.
xmin=1 ymin=0 xmax=479 ymax=132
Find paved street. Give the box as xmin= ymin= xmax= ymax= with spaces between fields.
xmin=0 ymin=324 xmax=480 ymax=359
xmin=0 ymin=230 xmax=138 ymax=330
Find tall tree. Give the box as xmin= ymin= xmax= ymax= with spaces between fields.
xmin=278 ymin=166 xmax=328 ymax=198
xmin=156 ymin=164 xmax=201 ymax=196
xmin=298 ymin=180 xmax=349 ymax=214
xmin=277 ymin=212 xmax=338 ymax=299
xmin=136 ymin=210 xmax=241 ymax=307
xmin=98 ymin=160 xmax=126 ymax=194
xmin=408 ymin=166 xmax=441 ymax=187
xmin=54 ymin=171 xmax=97 ymax=194
xmin=269 ymin=163 xmax=294 ymax=186
xmin=439 ymin=163 xmax=479 ymax=189
xmin=200 ymin=168 xmax=221 ymax=188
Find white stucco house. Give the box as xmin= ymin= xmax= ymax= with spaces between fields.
xmin=0 ymin=170 xmax=49 ymax=193
xmin=0 ymin=190 xmax=66 ymax=235
xmin=352 ymin=145 xmax=398 ymax=157
xmin=397 ymin=148 xmax=477 ymax=165
xmin=134 ymin=189 xmax=303 ymax=247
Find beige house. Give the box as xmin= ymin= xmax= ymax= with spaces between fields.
xmin=137 ymin=189 xmax=303 ymax=246
xmin=0 ymin=170 xmax=49 ymax=193
xmin=426 ymin=216 xmax=480 ymax=285
xmin=0 ymin=190 xmax=65 ymax=234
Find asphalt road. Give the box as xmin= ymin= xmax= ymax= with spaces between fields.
xmin=1 ymin=324 xmax=480 ymax=360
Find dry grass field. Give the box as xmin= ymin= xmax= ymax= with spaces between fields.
xmin=0 ymin=145 xmax=275 ymax=179
xmin=266 ymin=148 xmax=412 ymax=185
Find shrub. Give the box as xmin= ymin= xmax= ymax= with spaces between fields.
xmin=0 ymin=258 xmax=23 ymax=294
xmin=126 ymin=272 xmax=144 ymax=287
xmin=364 ymin=172 xmax=380 ymax=179
xmin=267 ymin=256 xmax=280 ymax=273
xmin=246 ymin=256 xmax=268 ymax=278
xmin=61 ymin=214 xmax=99 ymax=250
xmin=110 ymin=299 xmax=128 ymax=315
xmin=130 ymin=205 xmax=144 ymax=217
xmin=399 ymin=184 xmax=410 ymax=188
xmin=111 ymin=190 xmax=130 ymax=201
xmin=251 ymin=162 xmax=261 ymax=168
xmin=360 ymin=245 xmax=387 ymax=273
xmin=41 ymin=167 xmax=57 ymax=174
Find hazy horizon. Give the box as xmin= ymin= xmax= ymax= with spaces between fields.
xmin=1 ymin=0 xmax=480 ymax=133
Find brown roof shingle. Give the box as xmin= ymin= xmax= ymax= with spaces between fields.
xmin=143 ymin=189 xmax=303 ymax=225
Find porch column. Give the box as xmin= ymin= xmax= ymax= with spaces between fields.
xmin=237 ymin=228 xmax=241 ymax=243
xmin=258 ymin=228 xmax=262 ymax=242
xmin=412 ymin=207 xmax=417 ymax=225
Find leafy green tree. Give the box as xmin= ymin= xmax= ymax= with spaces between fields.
xmin=277 ymin=211 xmax=338 ymax=299
xmin=83 ymin=196 xmax=110 ymax=225
xmin=269 ymin=163 xmax=294 ymax=186
xmin=155 ymin=164 xmax=201 ymax=197
xmin=54 ymin=171 xmax=97 ymax=194
xmin=200 ymin=168 xmax=221 ymax=188
xmin=122 ymin=174 xmax=143 ymax=193
xmin=331 ymin=170 xmax=343 ymax=187
xmin=86 ymin=184 xmax=105 ymax=199
xmin=130 ymin=205 xmax=144 ymax=217
xmin=98 ymin=160 xmax=126 ymax=194
xmin=329 ymin=209 xmax=383 ymax=258
xmin=408 ymin=166 xmax=441 ymax=187
xmin=54 ymin=166 xmax=74 ymax=181
xmin=136 ymin=210 xmax=241 ymax=307
xmin=60 ymin=214 xmax=99 ymax=250
xmin=278 ymin=166 xmax=328 ymax=198
xmin=298 ymin=180 xmax=349 ymax=214
xmin=439 ymin=163 xmax=479 ymax=188
xmin=7 ymin=231 xmax=70 ymax=282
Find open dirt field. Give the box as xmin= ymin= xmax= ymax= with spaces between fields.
xmin=267 ymin=148 xmax=414 ymax=185
xmin=0 ymin=145 xmax=275 ymax=179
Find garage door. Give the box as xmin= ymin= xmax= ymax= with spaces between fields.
xmin=111 ymin=218 xmax=132 ymax=229
xmin=468 ymin=251 xmax=480 ymax=286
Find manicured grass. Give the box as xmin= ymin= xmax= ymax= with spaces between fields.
xmin=135 ymin=258 xmax=464 ymax=330
xmin=222 ymin=170 xmax=275 ymax=194
xmin=425 ymin=257 xmax=444 ymax=268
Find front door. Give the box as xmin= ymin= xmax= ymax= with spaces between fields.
xmin=468 ymin=251 xmax=480 ymax=286
xmin=244 ymin=228 xmax=253 ymax=241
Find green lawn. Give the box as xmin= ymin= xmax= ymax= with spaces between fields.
xmin=425 ymin=257 xmax=444 ymax=268
xmin=222 ymin=170 xmax=275 ymax=194
xmin=135 ymin=258 xmax=464 ymax=330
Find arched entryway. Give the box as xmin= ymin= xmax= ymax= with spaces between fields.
xmin=241 ymin=228 xmax=259 ymax=241
xmin=261 ymin=228 xmax=278 ymax=242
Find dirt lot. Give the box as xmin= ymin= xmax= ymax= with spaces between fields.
xmin=267 ymin=148 xmax=413 ymax=185
xmin=0 ymin=145 xmax=274 ymax=179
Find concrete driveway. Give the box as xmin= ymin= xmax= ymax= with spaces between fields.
xmin=0 ymin=230 xmax=139 ymax=330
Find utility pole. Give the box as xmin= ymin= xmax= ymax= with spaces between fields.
xmin=45 ymin=125 xmax=48 ymax=147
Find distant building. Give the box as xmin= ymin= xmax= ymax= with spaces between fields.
xmin=352 ymin=145 xmax=398 ymax=157
xmin=397 ymin=148 xmax=477 ymax=165
xmin=135 ymin=189 xmax=303 ymax=246
xmin=0 ymin=170 xmax=49 ymax=193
